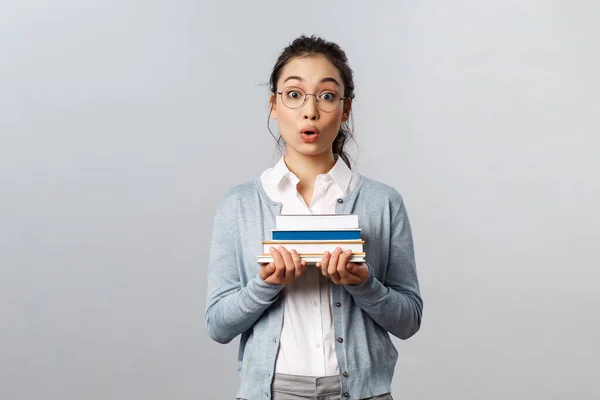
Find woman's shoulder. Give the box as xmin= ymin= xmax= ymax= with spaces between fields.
xmin=215 ymin=178 xmax=262 ymax=210
xmin=220 ymin=178 xmax=258 ymax=199
xmin=355 ymin=173 xmax=406 ymax=206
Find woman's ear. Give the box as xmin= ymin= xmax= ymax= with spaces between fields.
xmin=341 ymin=98 xmax=352 ymax=122
xmin=269 ymin=94 xmax=278 ymax=120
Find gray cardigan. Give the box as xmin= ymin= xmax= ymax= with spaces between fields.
xmin=204 ymin=173 xmax=423 ymax=400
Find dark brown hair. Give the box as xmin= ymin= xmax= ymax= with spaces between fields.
xmin=268 ymin=35 xmax=356 ymax=168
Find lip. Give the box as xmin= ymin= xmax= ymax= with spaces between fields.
xmin=300 ymin=132 xmax=319 ymax=142
xmin=299 ymin=126 xmax=320 ymax=143
xmin=300 ymin=126 xmax=321 ymax=135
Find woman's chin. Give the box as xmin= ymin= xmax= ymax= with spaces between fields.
xmin=288 ymin=146 xmax=333 ymax=158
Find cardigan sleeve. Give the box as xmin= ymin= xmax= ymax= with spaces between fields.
xmin=204 ymin=198 xmax=284 ymax=344
xmin=344 ymin=196 xmax=423 ymax=340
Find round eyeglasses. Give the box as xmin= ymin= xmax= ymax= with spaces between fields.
xmin=276 ymin=86 xmax=345 ymax=113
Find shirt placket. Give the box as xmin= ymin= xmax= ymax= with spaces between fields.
xmin=312 ymin=268 xmax=325 ymax=376
xmin=311 ymin=175 xmax=327 ymax=375
xmin=311 ymin=176 xmax=329 ymax=213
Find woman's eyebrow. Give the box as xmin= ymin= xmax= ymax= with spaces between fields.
xmin=282 ymin=75 xmax=341 ymax=87
xmin=319 ymin=77 xmax=341 ymax=87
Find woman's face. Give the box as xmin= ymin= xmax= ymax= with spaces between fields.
xmin=270 ymin=55 xmax=351 ymax=159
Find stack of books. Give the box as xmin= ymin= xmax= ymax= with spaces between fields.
xmin=257 ymin=214 xmax=366 ymax=264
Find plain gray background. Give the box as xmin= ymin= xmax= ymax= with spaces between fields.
xmin=1 ymin=0 xmax=599 ymax=399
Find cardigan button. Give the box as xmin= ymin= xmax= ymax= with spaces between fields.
xmin=337 ymin=198 xmax=344 ymax=203
xmin=337 ymin=337 xmax=343 ymax=343
xmin=344 ymin=393 xmax=349 ymax=397
xmin=343 ymin=372 xmax=349 ymax=378
xmin=335 ymin=302 xmax=341 ymax=307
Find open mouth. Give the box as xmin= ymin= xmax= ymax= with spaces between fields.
xmin=300 ymin=130 xmax=319 ymax=142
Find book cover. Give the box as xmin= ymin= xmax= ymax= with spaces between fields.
xmin=271 ymin=229 xmax=361 ymax=241
xmin=275 ymin=214 xmax=359 ymax=230
xmin=262 ymin=240 xmax=364 ymax=254
xmin=257 ymin=252 xmax=366 ymax=264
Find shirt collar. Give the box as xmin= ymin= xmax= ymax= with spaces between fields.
xmin=270 ymin=156 xmax=296 ymax=186
xmin=328 ymin=154 xmax=352 ymax=192
xmin=270 ymin=154 xmax=352 ymax=192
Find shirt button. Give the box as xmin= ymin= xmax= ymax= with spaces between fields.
xmin=312 ymin=300 xmax=319 ymax=307
xmin=337 ymin=337 xmax=344 ymax=343
xmin=316 ymin=343 xmax=321 ymax=348
xmin=335 ymin=302 xmax=341 ymax=307
xmin=343 ymin=372 xmax=349 ymax=378
xmin=337 ymin=198 xmax=344 ymax=203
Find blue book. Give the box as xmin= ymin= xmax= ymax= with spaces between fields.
xmin=272 ymin=230 xmax=361 ymax=241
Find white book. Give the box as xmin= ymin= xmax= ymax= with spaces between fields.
xmin=262 ymin=240 xmax=364 ymax=254
xmin=257 ymin=253 xmax=366 ymax=264
xmin=275 ymin=214 xmax=359 ymax=230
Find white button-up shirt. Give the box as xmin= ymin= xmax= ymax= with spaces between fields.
xmin=259 ymin=154 xmax=358 ymax=377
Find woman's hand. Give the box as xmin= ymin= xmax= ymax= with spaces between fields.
xmin=316 ymin=247 xmax=369 ymax=285
xmin=259 ymin=246 xmax=307 ymax=285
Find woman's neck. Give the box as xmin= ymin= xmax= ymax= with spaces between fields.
xmin=283 ymin=151 xmax=336 ymax=185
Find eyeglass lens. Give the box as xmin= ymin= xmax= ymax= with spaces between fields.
xmin=280 ymin=87 xmax=342 ymax=112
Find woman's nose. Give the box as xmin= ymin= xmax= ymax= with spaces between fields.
xmin=302 ymin=96 xmax=319 ymax=120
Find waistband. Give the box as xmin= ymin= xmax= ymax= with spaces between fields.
xmin=272 ymin=373 xmax=341 ymax=396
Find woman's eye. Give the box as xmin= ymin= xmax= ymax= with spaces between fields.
xmin=320 ymin=92 xmax=338 ymax=101
xmin=287 ymin=91 xmax=301 ymax=99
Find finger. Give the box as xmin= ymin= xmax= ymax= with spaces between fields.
xmin=315 ymin=261 xmax=324 ymax=277
xmin=296 ymin=259 xmax=308 ymax=277
xmin=337 ymin=249 xmax=352 ymax=273
xmin=278 ymin=246 xmax=295 ymax=280
xmin=346 ymin=262 xmax=358 ymax=273
xmin=301 ymin=259 xmax=308 ymax=274
xmin=330 ymin=248 xmax=346 ymax=277
xmin=270 ymin=246 xmax=285 ymax=279
xmin=347 ymin=262 xmax=366 ymax=276
xmin=331 ymin=249 xmax=351 ymax=282
xmin=259 ymin=262 xmax=276 ymax=280
xmin=337 ymin=266 xmax=352 ymax=281
xmin=329 ymin=265 xmax=342 ymax=284
xmin=344 ymin=263 xmax=368 ymax=284
xmin=320 ymin=252 xmax=331 ymax=277
xmin=328 ymin=247 xmax=342 ymax=277
xmin=264 ymin=262 xmax=276 ymax=274
xmin=290 ymin=249 xmax=303 ymax=277
xmin=338 ymin=260 xmax=360 ymax=283
xmin=352 ymin=263 xmax=369 ymax=281
xmin=343 ymin=262 xmax=355 ymax=277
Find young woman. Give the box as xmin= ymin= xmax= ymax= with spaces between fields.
xmin=205 ymin=35 xmax=423 ymax=400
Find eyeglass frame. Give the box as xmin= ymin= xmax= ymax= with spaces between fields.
xmin=275 ymin=86 xmax=347 ymax=113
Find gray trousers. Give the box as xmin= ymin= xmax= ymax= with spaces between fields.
xmin=270 ymin=373 xmax=393 ymax=400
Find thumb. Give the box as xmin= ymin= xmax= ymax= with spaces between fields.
xmin=347 ymin=262 xmax=361 ymax=274
xmin=265 ymin=262 xmax=276 ymax=274
xmin=259 ymin=262 xmax=276 ymax=279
